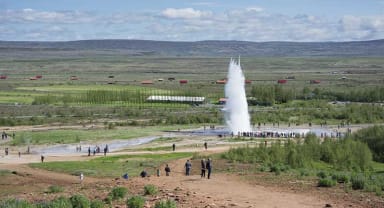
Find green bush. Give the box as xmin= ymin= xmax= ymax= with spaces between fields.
xmin=317 ymin=171 xmax=328 ymax=179
xmin=126 ymin=196 xmax=145 ymax=208
xmin=50 ymin=196 xmax=72 ymax=208
xmin=46 ymin=185 xmax=64 ymax=194
xmin=331 ymin=172 xmax=350 ymax=183
xmin=351 ymin=174 xmax=366 ymax=190
xmin=103 ymin=195 xmax=112 ymax=205
xmin=109 ymin=186 xmax=128 ymax=200
xmin=351 ymin=125 xmax=384 ymax=162
xmin=154 ymin=199 xmax=177 ymax=208
xmin=0 ymin=199 xmax=33 ymax=208
xmin=144 ymin=184 xmax=158 ymax=195
xmin=318 ymin=177 xmax=337 ymax=187
xmin=90 ymin=199 xmax=104 ymax=208
xmin=70 ymin=194 xmax=90 ymax=208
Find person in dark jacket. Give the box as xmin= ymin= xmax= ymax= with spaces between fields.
xmin=140 ymin=170 xmax=148 ymax=178
xmin=185 ymin=160 xmax=192 ymax=176
xmin=165 ymin=164 xmax=171 ymax=176
xmin=206 ymin=158 xmax=212 ymax=179
xmin=200 ymin=159 xmax=206 ymax=178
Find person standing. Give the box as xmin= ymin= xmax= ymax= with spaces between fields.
xmin=204 ymin=142 xmax=208 ymax=150
xmin=185 ymin=160 xmax=192 ymax=176
xmin=200 ymin=159 xmax=206 ymax=178
xmin=103 ymin=145 xmax=107 ymax=156
xmin=140 ymin=170 xmax=148 ymax=178
xmin=172 ymin=143 xmax=176 ymax=151
xmin=206 ymin=158 xmax=212 ymax=179
xmin=165 ymin=164 xmax=171 ymax=176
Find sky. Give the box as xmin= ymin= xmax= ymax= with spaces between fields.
xmin=0 ymin=0 xmax=384 ymax=42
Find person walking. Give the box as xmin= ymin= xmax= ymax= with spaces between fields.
xmin=200 ymin=159 xmax=206 ymax=178
xmin=206 ymin=158 xmax=212 ymax=179
xmin=172 ymin=143 xmax=176 ymax=151
xmin=185 ymin=159 xmax=192 ymax=176
xmin=204 ymin=142 xmax=208 ymax=150
xmin=165 ymin=164 xmax=171 ymax=176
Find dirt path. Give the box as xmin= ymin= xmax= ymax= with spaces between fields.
xmin=132 ymin=158 xmax=329 ymax=208
xmin=0 ymin=151 xmax=333 ymax=208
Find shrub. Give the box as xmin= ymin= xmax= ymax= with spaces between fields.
xmin=109 ymin=186 xmax=128 ymax=200
xmin=351 ymin=174 xmax=366 ymax=190
xmin=0 ymin=198 xmax=33 ymax=208
xmin=50 ymin=196 xmax=72 ymax=208
xmin=331 ymin=172 xmax=350 ymax=183
xmin=316 ymin=171 xmax=328 ymax=179
xmin=154 ymin=199 xmax=177 ymax=208
xmin=46 ymin=185 xmax=64 ymax=193
xmin=103 ymin=195 xmax=112 ymax=205
xmin=299 ymin=169 xmax=310 ymax=177
xmin=318 ymin=177 xmax=337 ymax=187
xmin=144 ymin=184 xmax=158 ymax=195
xmin=126 ymin=196 xmax=145 ymax=208
xmin=70 ymin=194 xmax=90 ymax=208
xmin=90 ymin=199 xmax=104 ymax=208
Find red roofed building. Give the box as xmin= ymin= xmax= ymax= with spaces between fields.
xmin=310 ymin=80 xmax=321 ymax=84
xmin=141 ymin=80 xmax=154 ymax=84
xmin=179 ymin=79 xmax=188 ymax=84
xmin=70 ymin=76 xmax=79 ymax=80
xmin=216 ymin=79 xmax=227 ymax=84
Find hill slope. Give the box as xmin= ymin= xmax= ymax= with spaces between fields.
xmin=0 ymin=39 xmax=383 ymax=58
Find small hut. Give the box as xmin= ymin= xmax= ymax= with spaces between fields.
xmin=179 ymin=80 xmax=188 ymax=84
xmin=141 ymin=80 xmax=154 ymax=85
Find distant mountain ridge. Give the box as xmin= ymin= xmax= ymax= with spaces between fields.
xmin=0 ymin=39 xmax=383 ymax=57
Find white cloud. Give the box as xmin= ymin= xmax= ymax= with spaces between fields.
xmin=339 ymin=15 xmax=384 ymax=40
xmin=161 ymin=8 xmax=211 ymax=19
xmin=1 ymin=9 xmax=95 ymax=24
xmin=246 ymin=7 xmax=264 ymax=13
xmin=1 ymin=7 xmax=384 ymax=41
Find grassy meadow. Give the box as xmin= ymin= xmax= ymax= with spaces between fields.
xmin=30 ymin=152 xmax=192 ymax=177
xmin=1 ymin=54 xmax=384 ymax=206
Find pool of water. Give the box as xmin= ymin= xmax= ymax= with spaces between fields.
xmin=36 ymin=135 xmax=165 ymax=155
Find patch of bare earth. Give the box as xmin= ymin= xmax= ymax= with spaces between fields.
xmin=0 ymin=157 xmax=359 ymax=208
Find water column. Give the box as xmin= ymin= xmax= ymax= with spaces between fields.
xmin=224 ymin=58 xmax=252 ymax=134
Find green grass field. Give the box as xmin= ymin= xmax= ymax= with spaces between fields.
xmin=1 ymin=56 xmax=383 ymax=127
xmin=30 ymin=152 xmax=192 ymax=177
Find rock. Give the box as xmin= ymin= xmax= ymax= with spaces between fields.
xmin=167 ymin=193 xmax=175 ymax=197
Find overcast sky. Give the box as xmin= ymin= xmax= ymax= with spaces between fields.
xmin=1 ymin=0 xmax=384 ymax=42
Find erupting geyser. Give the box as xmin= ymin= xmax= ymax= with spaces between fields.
xmin=224 ymin=58 xmax=252 ymax=134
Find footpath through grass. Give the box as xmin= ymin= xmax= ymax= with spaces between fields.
xmin=30 ymin=152 xmax=192 ymax=178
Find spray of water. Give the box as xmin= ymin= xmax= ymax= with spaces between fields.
xmin=224 ymin=58 xmax=252 ymax=134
